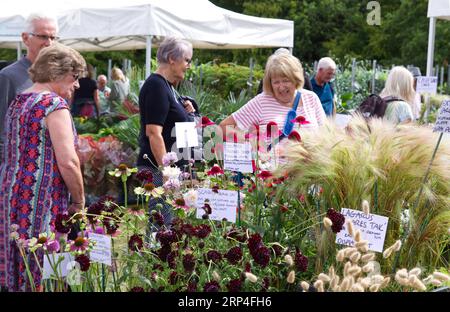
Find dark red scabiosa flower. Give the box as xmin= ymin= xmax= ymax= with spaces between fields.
xmin=280 ymin=205 xmax=289 ymax=213
xmin=326 ymin=208 xmax=346 ymax=233
xmin=206 ymin=250 xmax=222 ymax=264
xmin=212 ymin=184 xmax=220 ymax=193
xmin=182 ymin=223 xmax=196 ymax=237
xmin=224 ymin=246 xmax=243 ymax=265
xmin=129 ymin=287 xmax=145 ymax=292
xmin=198 ymin=241 xmax=205 ymax=249
xmin=182 ymin=254 xmax=196 ymax=272
xmin=167 ymin=251 xmax=178 ymax=269
xmin=207 ymin=164 xmax=224 ymax=176
xmin=226 ymin=279 xmax=242 ymax=292
xmin=271 ymin=244 xmax=284 ymax=257
xmin=157 ymin=244 xmax=172 ymax=262
xmin=252 ymin=246 xmax=271 ymax=268
xmin=187 ymin=281 xmax=198 ymax=292
xmin=202 ymin=203 xmax=212 ymax=215
xmin=288 ymin=130 xmax=301 ymax=142
xmin=128 ymin=234 xmax=143 ymax=251
xmin=247 ymin=233 xmax=263 ymax=254
xmin=103 ymin=218 xmax=119 ymax=235
xmin=151 ymin=210 xmax=165 ymax=227
xmin=198 ymin=116 xmax=215 ymax=128
xmin=257 ymin=170 xmax=273 ymax=180
xmin=98 ymin=195 xmax=116 ymax=213
xmin=195 ymin=224 xmax=211 ymax=239
xmin=54 ymin=213 xmax=71 ymax=233
xmin=87 ymin=202 xmax=103 ymax=223
xmin=244 ymin=262 xmax=252 ymax=272
xmin=290 ymin=115 xmax=310 ymax=125
xmin=262 ymin=277 xmax=271 ymax=291
xmin=75 ymin=254 xmax=90 ymax=272
xmin=203 ymin=281 xmax=220 ymax=292
xmin=169 ymin=271 xmax=179 ymax=285
xmin=156 ymin=229 xmax=178 ymax=246
xmin=136 ymin=168 xmax=153 ymax=183
xmin=294 ymin=250 xmax=308 ymax=272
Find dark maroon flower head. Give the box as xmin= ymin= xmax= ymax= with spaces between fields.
xmin=187 ymin=281 xmax=198 ymax=292
xmin=75 ymin=254 xmax=90 ymax=272
xmin=326 ymin=208 xmax=346 ymax=233
xmin=252 ymin=246 xmax=271 ymax=267
xmin=206 ymin=250 xmax=222 ymax=264
xmin=87 ymin=202 xmax=103 ymax=223
xmin=226 ymin=279 xmax=242 ymax=292
xmin=294 ymin=250 xmax=308 ymax=272
xmin=199 ymin=116 xmax=216 ymax=128
xmin=129 ymin=287 xmax=145 ymax=292
xmin=224 ymin=246 xmax=243 ymax=265
xmin=169 ymin=271 xmax=179 ymax=285
xmin=156 ymin=229 xmax=178 ymax=246
xmin=203 ymin=281 xmax=220 ymax=292
xmin=290 ymin=115 xmax=310 ymax=125
xmin=202 ymin=203 xmax=212 ymax=215
xmin=266 ymin=121 xmax=280 ymax=138
xmin=182 ymin=254 xmax=196 ymax=272
xmin=248 ymin=233 xmax=263 ymax=254
xmin=288 ymin=130 xmax=301 ymax=142
xmin=151 ymin=210 xmax=165 ymax=227
xmin=271 ymin=244 xmax=284 ymax=257
xmin=167 ymin=250 xmax=178 ymax=269
xmin=182 ymin=224 xmax=196 ymax=237
xmin=257 ymin=170 xmax=273 ymax=180
xmin=195 ymin=224 xmax=211 ymax=239
xmin=212 ymin=184 xmax=220 ymax=193
xmin=136 ymin=168 xmax=153 ymax=183
xmin=207 ymin=164 xmax=224 ymax=176
xmin=262 ymin=277 xmax=271 ymax=291
xmin=54 ymin=213 xmax=71 ymax=234
xmin=244 ymin=262 xmax=252 ymax=272
xmin=98 ymin=195 xmax=116 ymax=213
xmin=157 ymin=244 xmax=172 ymax=262
xmin=225 ymin=228 xmax=247 ymax=243
xmin=198 ymin=241 xmax=205 ymax=249
xmin=128 ymin=234 xmax=144 ymax=251
xmin=103 ymin=218 xmax=119 ymax=235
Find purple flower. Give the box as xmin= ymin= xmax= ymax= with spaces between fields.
xmin=45 ymin=240 xmax=60 ymax=253
xmin=195 ymin=224 xmax=211 ymax=239
xmin=182 ymin=254 xmax=196 ymax=272
xmin=186 ymin=281 xmax=198 ymax=292
xmin=169 ymin=271 xmax=179 ymax=285
xmin=128 ymin=234 xmax=143 ymax=251
xmin=294 ymin=250 xmax=308 ymax=272
xmin=75 ymin=254 xmax=91 ymax=271
xmin=248 ymin=233 xmax=263 ymax=254
xmin=167 ymin=251 xmax=178 ymax=269
xmin=162 ymin=152 xmax=179 ymax=167
xmin=136 ymin=168 xmax=153 ymax=183
xmin=206 ymin=250 xmax=222 ymax=264
xmin=151 ymin=211 xmax=165 ymax=227
xmin=327 ymin=208 xmax=346 ymax=233
xmin=224 ymin=246 xmax=243 ymax=265
xmin=226 ymin=279 xmax=242 ymax=292
xmin=252 ymin=246 xmax=271 ymax=267
xmin=156 ymin=230 xmax=178 ymax=246
xmin=203 ymin=281 xmax=220 ymax=292
xmin=54 ymin=213 xmax=71 ymax=234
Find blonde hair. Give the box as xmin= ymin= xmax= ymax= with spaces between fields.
xmin=380 ymin=66 xmax=415 ymax=104
xmin=29 ymin=42 xmax=85 ymax=83
xmin=111 ymin=67 xmax=125 ymax=82
xmin=263 ymin=53 xmax=304 ymax=95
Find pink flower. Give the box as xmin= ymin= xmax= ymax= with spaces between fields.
xmin=288 ymin=130 xmax=301 ymax=142
xmin=266 ymin=121 xmax=281 ymax=138
xmin=70 ymin=236 xmax=89 ymax=252
xmin=290 ymin=115 xmax=310 ymax=125
xmin=257 ymin=170 xmax=273 ymax=180
xmin=207 ymin=164 xmax=224 ymax=176
xmin=45 ymin=240 xmax=60 ymax=253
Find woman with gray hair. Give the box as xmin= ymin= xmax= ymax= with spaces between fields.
xmin=0 ymin=42 xmax=85 ymax=291
xmin=137 ymin=37 xmax=195 ymax=226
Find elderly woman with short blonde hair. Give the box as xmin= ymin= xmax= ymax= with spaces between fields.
xmin=0 ymin=42 xmax=85 ymax=291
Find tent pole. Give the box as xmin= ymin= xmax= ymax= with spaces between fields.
xmin=146 ymin=35 xmax=153 ymax=79
xmin=425 ymin=17 xmax=436 ymax=122
xmin=16 ymin=42 xmax=22 ymax=60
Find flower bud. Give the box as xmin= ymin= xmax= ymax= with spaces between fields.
xmin=300 ymin=281 xmax=309 ymax=291
xmin=346 ymin=220 xmax=355 ymax=238
xmin=318 ymin=273 xmax=331 ymax=283
xmin=433 ymin=271 xmax=450 ymax=282
xmin=409 ymin=268 xmax=422 ymax=277
xmin=354 ymin=230 xmax=361 ymax=243
xmin=287 ymin=270 xmax=296 ymax=284
xmin=314 ymin=280 xmax=324 ymax=292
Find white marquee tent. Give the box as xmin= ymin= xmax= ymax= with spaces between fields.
xmin=0 ymin=0 xmax=294 ymax=76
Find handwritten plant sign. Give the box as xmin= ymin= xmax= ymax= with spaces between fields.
xmin=223 ymin=142 xmax=253 ymax=173
xmin=89 ymin=233 xmax=112 ymax=266
xmin=196 ymin=188 xmax=238 ymax=223
xmin=433 ymin=100 xmax=450 ymax=134
xmin=335 ymin=208 xmax=389 ymax=253
xmin=416 ymin=76 xmax=438 ymax=94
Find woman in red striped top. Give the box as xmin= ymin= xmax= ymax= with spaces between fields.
xmin=219 ymin=53 xmax=326 ymax=138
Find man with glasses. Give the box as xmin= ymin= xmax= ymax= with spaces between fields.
xmin=0 ymin=14 xmax=58 ymax=163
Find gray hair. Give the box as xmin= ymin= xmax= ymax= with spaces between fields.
xmin=274 ymin=48 xmax=291 ymax=56
xmin=24 ymin=13 xmax=59 ymax=33
xmin=156 ymin=37 xmax=193 ymax=65
xmin=317 ymin=57 xmax=336 ymax=70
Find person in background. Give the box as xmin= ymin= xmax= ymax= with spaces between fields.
xmin=137 ymin=37 xmax=196 ymax=227
xmin=380 ymin=66 xmax=415 ymax=124
xmin=0 ymin=13 xmax=58 ymax=162
xmin=109 ymin=67 xmax=130 ymax=113
xmin=311 ymin=57 xmax=336 ymax=116
xmin=408 ymin=66 xmax=422 ymax=121
xmin=0 ymin=42 xmax=85 ymax=292
xmin=97 ymin=74 xmax=111 ymax=114
xmin=71 ymin=64 xmax=100 ymax=118
xmin=220 ymin=53 xmax=325 ymax=138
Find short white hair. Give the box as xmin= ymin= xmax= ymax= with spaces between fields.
xmin=317 ymin=57 xmax=336 ymax=70
xmin=24 ymin=13 xmax=59 ymax=33
xmin=274 ymin=48 xmax=290 ymax=56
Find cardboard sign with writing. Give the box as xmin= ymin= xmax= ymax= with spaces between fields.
xmin=335 ymin=208 xmax=389 ymax=253
xmin=89 ymin=233 xmax=112 ymax=266
xmin=416 ymin=76 xmax=438 ymax=94
xmin=42 ymin=252 xmax=75 ymax=279
xmin=175 ymin=122 xmax=199 ymax=148
xmin=433 ymin=99 xmax=450 ymax=134
xmin=196 ymin=188 xmax=238 ymax=223
xmin=224 ymin=142 xmax=253 ymax=173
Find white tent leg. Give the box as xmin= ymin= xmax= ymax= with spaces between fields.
xmin=16 ymin=42 xmax=22 ymax=60
xmin=146 ymin=35 xmax=153 ymax=79
xmin=425 ymin=17 xmax=436 ymax=121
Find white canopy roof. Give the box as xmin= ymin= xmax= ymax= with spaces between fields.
xmin=0 ymin=0 xmax=294 ymax=50
xmin=427 ymin=0 xmax=450 ymax=20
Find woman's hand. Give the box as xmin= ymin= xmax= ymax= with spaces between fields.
xmin=182 ymin=99 xmax=196 ymax=113
xmin=68 ymin=201 xmax=84 ymax=216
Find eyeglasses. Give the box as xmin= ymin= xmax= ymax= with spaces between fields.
xmin=29 ymin=33 xmax=60 ymax=41
xmin=184 ymin=58 xmax=192 ymax=65
xmin=72 ymin=73 xmax=80 ymax=81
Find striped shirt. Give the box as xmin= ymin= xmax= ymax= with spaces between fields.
xmin=232 ymin=89 xmax=326 ymax=133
